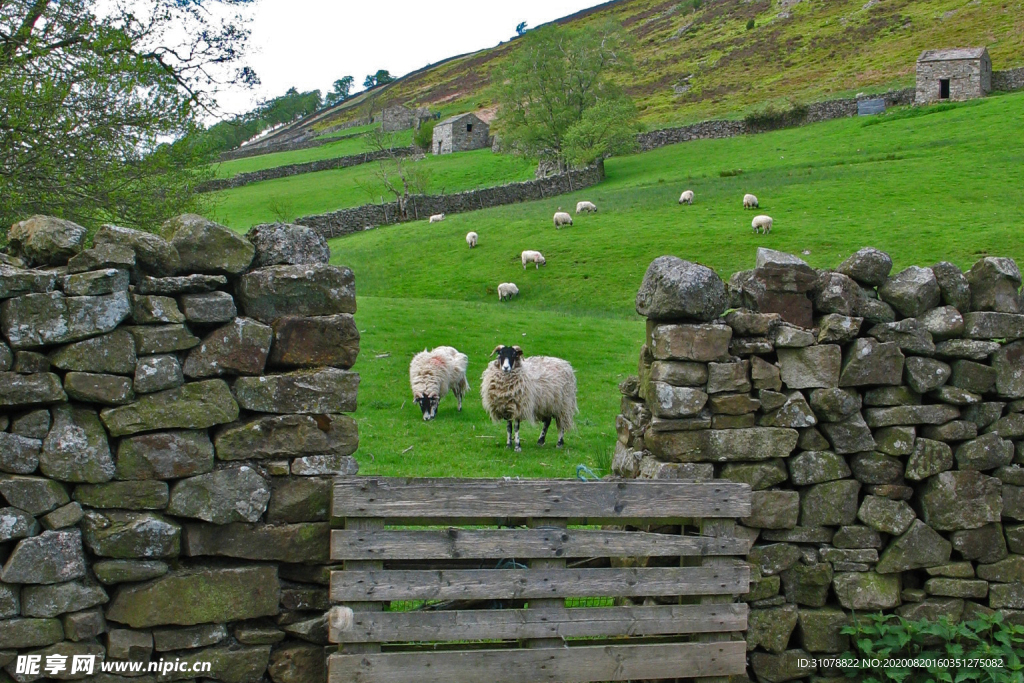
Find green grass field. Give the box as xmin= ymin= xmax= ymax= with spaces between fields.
xmin=208 ymin=149 xmax=536 ymax=230
xmin=211 ymin=92 xmax=1024 ymax=480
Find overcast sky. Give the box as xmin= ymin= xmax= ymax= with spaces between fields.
xmin=214 ymin=0 xmax=600 ymax=115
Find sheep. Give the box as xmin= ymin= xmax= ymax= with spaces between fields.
xmin=679 ymin=190 xmax=694 ymax=205
xmin=480 ymin=345 xmax=577 ymax=451
xmin=521 ymin=250 xmax=546 ymax=269
xmin=466 ymin=231 xmax=478 ymax=248
xmin=553 ymin=211 xmax=573 ymax=228
xmin=497 ymin=282 xmax=519 ymax=301
xmin=743 ymin=194 xmax=759 ymax=209
xmin=408 ymin=345 xmax=470 ymax=421
xmin=752 ymin=215 xmax=773 ymax=235
xmin=429 ymin=213 xmax=445 ymax=223
xmin=575 ymin=201 xmax=597 ymax=214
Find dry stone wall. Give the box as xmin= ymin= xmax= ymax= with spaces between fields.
xmin=615 ymin=248 xmax=1024 ymax=679
xmin=0 ymin=215 xmax=358 ymax=683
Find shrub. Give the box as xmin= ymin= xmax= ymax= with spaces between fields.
xmin=840 ymin=612 xmax=1024 ymax=683
xmin=719 ymin=168 xmax=743 ymax=177
xmin=692 ymin=0 xmax=702 ymax=10
xmin=414 ymin=119 xmax=437 ymax=152
xmin=743 ymin=98 xmax=809 ymax=130
xmin=746 ymin=18 xmax=755 ymax=29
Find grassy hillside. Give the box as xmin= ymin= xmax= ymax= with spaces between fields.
xmin=285 ymin=92 xmax=1024 ymax=479
xmin=300 ymin=0 xmax=1024 ymax=133
xmin=209 ymin=149 xmax=536 ymax=230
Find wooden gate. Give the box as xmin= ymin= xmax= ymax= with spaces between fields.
xmin=328 ymin=477 xmax=752 ymax=683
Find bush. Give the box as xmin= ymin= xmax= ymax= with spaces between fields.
xmin=414 ymin=119 xmax=437 ymax=152
xmin=746 ymin=18 xmax=756 ymax=29
xmin=719 ymin=168 xmax=743 ymax=177
xmin=840 ymin=612 xmax=1024 ymax=683
xmin=743 ymin=98 xmax=809 ymax=130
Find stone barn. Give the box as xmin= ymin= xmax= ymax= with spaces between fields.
xmin=431 ymin=113 xmax=490 ymax=155
xmin=916 ymin=47 xmax=991 ymax=104
xmin=382 ymin=104 xmax=415 ymax=132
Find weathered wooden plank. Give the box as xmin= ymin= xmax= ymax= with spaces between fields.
xmin=341 ymin=517 xmax=384 ymax=656
xmin=327 ymin=641 xmax=747 ymax=683
xmin=330 ymin=528 xmax=750 ymax=561
xmin=329 ymin=602 xmax=748 ymax=643
xmin=332 ymin=478 xmax=750 ymax=521
xmin=527 ymin=517 xmax=566 ymax=663
xmin=700 ymin=518 xmax=738 ymax=683
xmin=330 ymin=565 xmax=750 ymax=602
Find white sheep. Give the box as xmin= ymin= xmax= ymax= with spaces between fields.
xmin=575 ymin=201 xmax=597 ymax=214
xmin=521 ymin=250 xmax=546 ymax=269
xmin=743 ymin=194 xmax=759 ymax=209
xmin=679 ymin=190 xmax=694 ymax=205
xmin=408 ymin=346 xmax=469 ymax=421
xmin=553 ymin=211 xmax=573 ymax=228
xmin=429 ymin=213 xmax=445 ymax=223
xmin=497 ymin=283 xmax=519 ymax=301
xmin=752 ymin=215 xmax=773 ymax=235
xmin=481 ymin=345 xmax=578 ymax=451
xmin=466 ymin=231 xmax=478 ymax=248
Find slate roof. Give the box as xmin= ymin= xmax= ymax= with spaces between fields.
xmin=918 ymin=47 xmax=988 ymax=62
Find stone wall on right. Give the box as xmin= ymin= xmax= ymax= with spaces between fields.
xmin=614 ymin=248 xmax=1024 ymax=679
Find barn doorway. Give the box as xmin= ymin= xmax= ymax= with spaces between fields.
xmin=939 ymin=78 xmax=950 ymax=99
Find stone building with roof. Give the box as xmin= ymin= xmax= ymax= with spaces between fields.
xmin=431 ymin=113 xmax=490 ymax=155
xmin=916 ymin=47 xmax=992 ymax=104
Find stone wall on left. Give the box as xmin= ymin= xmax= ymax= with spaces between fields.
xmin=0 ymin=215 xmax=359 ymax=683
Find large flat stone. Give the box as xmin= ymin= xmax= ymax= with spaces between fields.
xmin=93 ymin=224 xmax=180 ymax=276
xmin=81 ymin=510 xmax=180 ymax=559
xmin=1 ymin=530 xmax=86 ymax=584
xmin=920 ymin=470 xmax=1003 ymax=531
xmin=214 ymin=414 xmax=357 ymax=460
xmin=833 ymin=572 xmax=901 ymax=610
xmin=839 ymin=338 xmax=905 ymax=387
xmin=73 ymin=481 xmax=169 ymax=510
xmin=66 ymin=243 xmax=135 ymax=274
xmin=7 ymin=215 xmax=87 ymax=265
xmin=992 ymin=341 xmax=1024 ymax=398
xmin=635 ymin=256 xmax=728 ymax=321
xmin=132 ymin=354 xmax=183 ymax=394
xmin=801 ymin=480 xmax=861 ymax=527
xmin=40 ymin=405 xmax=115 ymax=483
xmin=130 ymin=294 xmax=185 ymax=324
xmin=266 ymin=477 xmax=331 ymax=523
xmin=819 ymin=413 xmax=876 ymax=454
xmin=837 ymin=247 xmax=892 ymax=286
xmin=879 ymin=266 xmax=941 ymax=318
xmin=645 ymin=427 xmax=798 ymax=462
xmin=126 ymin=324 xmax=199 ymax=354
xmin=62 ymin=268 xmax=129 ymax=297
xmin=0 ymin=372 xmax=66 ymax=407
xmin=136 ymin=274 xmax=227 ymax=295
xmin=0 ymin=291 xmax=130 ymax=349
xmin=269 ymin=314 xmax=360 ymax=369
xmin=964 ymin=312 xmax=1024 ymax=340
xmin=104 ymin=566 xmax=280 ymax=628
xmin=0 ymin=433 xmax=41 ymax=475
xmin=100 ymin=379 xmax=239 ymax=436
xmin=167 ymin=215 xmax=255 ymax=275
xmin=232 ymin=368 xmax=359 ymax=414
xmin=180 ymin=291 xmax=237 ymax=324
xmin=246 ymin=222 xmax=330 ymax=267
xmin=166 ymin=467 xmax=270 ymax=524
xmin=0 ymin=618 xmax=64 ymax=649
xmin=182 ymin=317 xmax=272 ymax=378
xmin=0 ymin=264 xmax=55 ymax=300
xmin=184 ymin=522 xmax=329 ymax=563
xmin=645 ymin=321 xmax=732 ymax=362
xmin=21 ymin=580 xmax=108 ymax=618
xmin=864 ymin=404 xmax=961 ymax=427
xmin=236 ymin=264 xmax=356 ymax=322
xmin=967 ymin=257 xmax=1021 ymax=313
xmin=0 ymin=506 xmax=39 ymax=542
xmin=777 ymin=346 xmax=841 ymax=389
xmin=63 ymin=372 xmax=134 ymax=405
xmin=116 ymin=430 xmax=214 ymax=480
xmin=647 ymin=383 xmax=708 ymax=418
xmin=48 ymin=329 xmax=137 ymax=375
xmin=0 ymin=475 xmax=69 ymax=515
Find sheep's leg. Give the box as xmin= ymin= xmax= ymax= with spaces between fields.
xmin=514 ymin=419 xmax=521 ymax=452
xmin=555 ymin=417 xmax=565 ymax=448
xmin=538 ymin=418 xmax=551 ymax=446
xmin=506 ymin=420 xmax=513 ymax=449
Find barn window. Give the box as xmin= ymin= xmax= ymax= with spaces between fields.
xmin=466 ymin=123 xmax=473 ymax=133
xmin=939 ymin=78 xmax=950 ymax=99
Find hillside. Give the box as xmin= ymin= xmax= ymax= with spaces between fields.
xmin=292 ymin=0 xmax=1023 ymax=137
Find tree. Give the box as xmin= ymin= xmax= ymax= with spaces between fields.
xmin=413 ymin=119 xmax=437 ymax=152
xmin=492 ymin=23 xmax=639 ymax=168
xmin=0 ymin=0 xmax=256 ymax=235
xmin=325 ymin=76 xmax=355 ymax=106
xmin=364 ymin=69 xmax=394 ymax=89
xmin=365 ymin=128 xmax=429 ymax=219
xmin=516 ymin=21 xmax=528 ymax=36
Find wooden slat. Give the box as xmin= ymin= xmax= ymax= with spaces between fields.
xmin=328 ymin=641 xmax=747 ymax=683
xmin=341 ymin=517 xmax=384 ymax=656
xmin=332 ymin=478 xmax=750 ymax=521
xmin=330 ymin=565 xmax=750 ymax=602
xmin=330 ymin=528 xmax=750 ymax=561
xmin=700 ymin=518 xmax=738 ymax=683
xmin=526 ymin=517 xmax=566 ymax=663
xmin=329 ymin=603 xmax=748 ymax=643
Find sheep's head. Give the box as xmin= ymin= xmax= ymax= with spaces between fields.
xmin=414 ymin=394 xmax=439 ymax=420
xmin=539 ymin=255 xmax=547 ymax=266
xmin=492 ymin=345 xmax=523 ymax=373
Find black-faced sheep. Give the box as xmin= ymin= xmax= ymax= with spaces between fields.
xmin=480 ymin=345 xmax=577 ymax=451
xmin=497 ymin=282 xmax=519 ymax=301
xmin=466 ymin=231 xmax=478 ymax=248
xmin=576 ymin=201 xmax=597 ymax=214
xmin=409 ymin=346 xmax=469 ymax=421
xmin=429 ymin=213 xmax=445 ymax=223
xmin=553 ymin=211 xmax=573 ymax=228
xmin=679 ymin=190 xmax=694 ymax=205
xmin=521 ymin=250 xmax=546 ymax=269
xmin=743 ymin=194 xmax=759 ymax=209
xmin=752 ymin=215 xmax=773 ymax=234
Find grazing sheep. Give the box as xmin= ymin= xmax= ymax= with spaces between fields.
xmin=429 ymin=213 xmax=445 ymax=223
xmin=480 ymin=345 xmax=578 ymax=451
xmin=466 ymin=231 xmax=478 ymax=248
xmin=575 ymin=201 xmax=597 ymax=214
xmin=521 ymin=250 xmax=546 ymax=269
xmin=497 ymin=283 xmax=519 ymax=301
xmin=553 ymin=211 xmax=573 ymax=228
xmin=679 ymin=190 xmax=694 ymax=205
xmin=743 ymin=194 xmax=759 ymax=209
xmin=752 ymin=215 xmax=773 ymax=235
xmin=409 ymin=346 xmax=470 ymax=421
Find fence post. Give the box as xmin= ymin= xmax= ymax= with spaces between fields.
xmin=527 ymin=516 xmax=567 ymax=658
xmin=340 ymin=516 xmax=385 ymax=656
xmin=699 ymin=517 xmax=737 ymax=683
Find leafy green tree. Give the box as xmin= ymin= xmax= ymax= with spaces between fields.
xmin=325 ymin=76 xmax=355 ymax=106
xmin=492 ymin=23 xmax=638 ymax=168
xmin=413 ymin=119 xmax=437 ymax=152
xmin=0 ymin=0 xmax=256 ymax=234
xmin=374 ymin=69 xmax=395 ymax=85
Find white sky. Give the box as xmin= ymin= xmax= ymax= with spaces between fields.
xmin=215 ymin=0 xmax=600 ymax=116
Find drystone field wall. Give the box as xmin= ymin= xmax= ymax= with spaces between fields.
xmin=993 ymin=67 xmax=1024 ymax=93
xmin=0 ymin=216 xmax=360 ymax=683
xmin=614 ymin=248 xmax=1024 ymax=680
xmin=297 ymin=162 xmax=605 ymax=240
